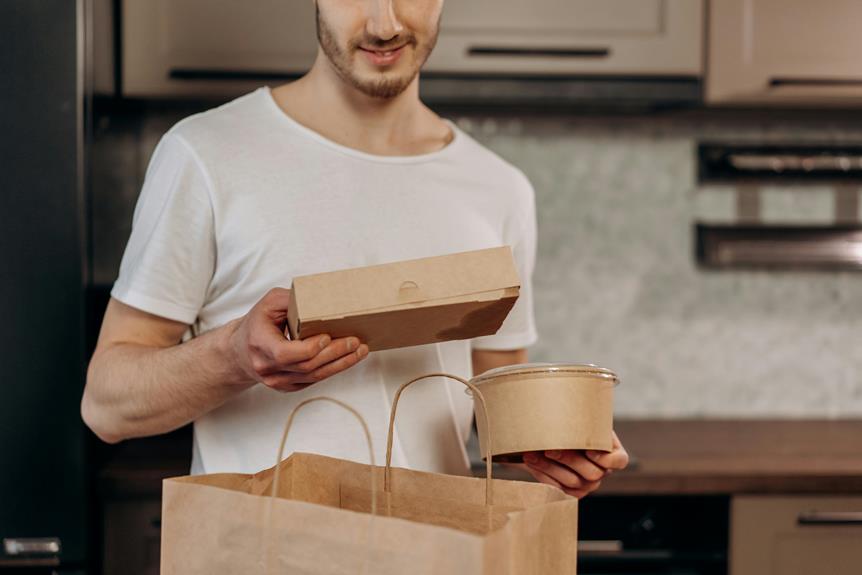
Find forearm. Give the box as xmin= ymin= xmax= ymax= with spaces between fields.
xmin=471 ymin=348 xmax=528 ymax=377
xmin=82 ymin=319 xmax=252 ymax=443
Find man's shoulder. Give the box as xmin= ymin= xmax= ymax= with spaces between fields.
xmin=166 ymin=88 xmax=272 ymax=154
xmin=451 ymin=125 xmax=534 ymax=196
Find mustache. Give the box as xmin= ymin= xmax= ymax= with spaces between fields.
xmin=352 ymin=34 xmax=417 ymax=51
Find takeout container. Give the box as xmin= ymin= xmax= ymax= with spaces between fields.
xmin=470 ymin=363 xmax=618 ymax=462
xmin=286 ymin=247 xmax=520 ymax=352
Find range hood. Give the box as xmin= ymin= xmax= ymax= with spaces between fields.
xmin=696 ymin=143 xmax=862 ymax=271
xmin=697 ymin=225 xmax=862 ymax=271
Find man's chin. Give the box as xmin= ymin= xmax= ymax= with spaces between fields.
xmin=349 ymin=70 xmax=417 ymax=99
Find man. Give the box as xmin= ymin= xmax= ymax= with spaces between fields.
xmin=81 ymin=0 xmax=627 ymax=498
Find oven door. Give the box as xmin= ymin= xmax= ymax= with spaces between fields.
xmin=578 ymin=496 xmax=729 ymax=575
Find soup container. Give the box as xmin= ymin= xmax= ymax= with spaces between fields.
xmin=469 ymin=363 xmax=618 ymax=462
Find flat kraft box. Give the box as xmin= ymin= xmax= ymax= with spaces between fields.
xmin=287 ymin=247 xmax=520 ymax=351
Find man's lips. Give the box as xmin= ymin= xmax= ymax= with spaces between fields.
xmin=358 ymin=44 xmax=407 ymax=66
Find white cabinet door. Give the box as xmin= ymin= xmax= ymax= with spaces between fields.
xmin=426 ymin=0 xmax=703 ymax=76
xmin=708 ymin=0 xmax=862 ymax=105
xmin=122 ymin=0 xmax=703 ymax=98
xmin=731 ymin=496 xmax=862 ymax=575
xmin=122 ymin=0 xmax=317 ymax=98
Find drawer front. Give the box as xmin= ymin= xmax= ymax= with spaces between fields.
xmin=103 ymin=499 xmax=163 ymax=575
xmin=708 ymin=0 xmax=862 ymax=104
xmin=123 ymin=0 xmax=317 ymax=98
xmin=427 ymin=0 xmax=703 ymax=76
xmin=440 ymin=0 xmax=664 ymax=34
xmin=731 ymin=496 xmax=862 ymax=575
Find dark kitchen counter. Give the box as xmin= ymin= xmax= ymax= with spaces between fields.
xmin=479 ymin=420 xmax=862 ymax=495
xmin=99 ymin=420 xmax=862 ymax=497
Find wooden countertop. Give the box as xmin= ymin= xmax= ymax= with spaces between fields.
xmin=484 ymin=420 xmax=862 ymax=495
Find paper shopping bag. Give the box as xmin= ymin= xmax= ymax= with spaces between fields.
xmin=160 ymin=376 xmax=579 ymax=574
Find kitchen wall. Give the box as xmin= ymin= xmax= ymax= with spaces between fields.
xmin=92 ymin=105 xmax=862 ymax=418
xmin=461 ymin=111 xmax=862 ymax=418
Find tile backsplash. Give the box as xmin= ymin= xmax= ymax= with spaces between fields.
xmin=458 ymin=111 xmax=862 ymax=418
xmin=92 ymin=103 xmax=862 ymax=418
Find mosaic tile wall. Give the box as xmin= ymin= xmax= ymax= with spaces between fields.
xmin=458 ymin=111 xmax=862 ymax=417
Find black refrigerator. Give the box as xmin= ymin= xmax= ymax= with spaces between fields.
xmin=0 ymin=0 xmax=88 ymax=572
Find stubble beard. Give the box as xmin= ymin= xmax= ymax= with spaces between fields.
xmin=315 ymin=7 xmax=438 ymax=100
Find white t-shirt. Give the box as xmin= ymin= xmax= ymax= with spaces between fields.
xmin=112 ymin=87 xmax=537 ymax=476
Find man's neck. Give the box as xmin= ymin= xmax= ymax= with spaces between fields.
xmin=270 ymin=55 xmax=452 ymax=157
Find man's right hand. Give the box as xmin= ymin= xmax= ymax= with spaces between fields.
xmin=227 ymin=288 xmax=368 ymax=392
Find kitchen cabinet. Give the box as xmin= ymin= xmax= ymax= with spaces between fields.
xmin=121 ymin=0 xmax=702 ymax=99
xmin=427 ymin=0 xmax=703 ymax=76
xmin=122 ymin=0 xmax=317 ymax=98
xmin=730 ymin=496 xmax=862 ymax=575
xmin=708 ymin=0 xmax=862 ymax=106
xmin=95 ymin=425 xmax=193 ymax=575
xmin=103 ymin=500 xmax=162 ymax=575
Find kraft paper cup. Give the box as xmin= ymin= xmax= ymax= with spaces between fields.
xmin=469 ymin=363 xmax=618 ymax=462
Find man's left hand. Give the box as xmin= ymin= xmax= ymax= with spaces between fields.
xmin=522 ymin=430 xmax=629 ymax=498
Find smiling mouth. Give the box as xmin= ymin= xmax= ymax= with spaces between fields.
xmin=358 ymin=44 xmax=408 ymax=66
xmin=359 ymin=44 xmax=407 ymax=56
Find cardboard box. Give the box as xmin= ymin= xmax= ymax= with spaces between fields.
xmin=470 ymin=363 xmax=617 ymax=462
xmin=286 ymin=247 xmax=520 ymax=351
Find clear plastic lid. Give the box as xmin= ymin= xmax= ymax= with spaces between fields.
xmin=470 ymin=362 xmax=619 ymax=386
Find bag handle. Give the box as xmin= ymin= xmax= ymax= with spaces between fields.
xmin=265 ymin=397 xmax=378 ymax=575
xmin=384 ymin=373 xmax=494 ymax=507
xmin=270 ymin=396 xmax=377 ymax=514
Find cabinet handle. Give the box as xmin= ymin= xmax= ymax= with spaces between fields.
xmin=578 ymin=540 xmax=623 ymax=553
xmin=467 ymin=46 xmax=610 ymax=59
xmin=3 ymin=538 xmax=61 ymax=556
xmin=798 ymin=511 xmax=862 ymax=526
xmin=727 ymin=153 xmax=862 ymax=173
xmin=770 ymin=77 xmax=862 ymax=88
xmin=169 ymin=68 xmax=300 ymax=82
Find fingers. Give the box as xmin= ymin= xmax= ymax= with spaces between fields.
xmin=251 ymin=331 xmax=369 ymax=390
xmin=523 ymin=455 xmax=604 ymax=499
xmin=524 ymin=449 xmax=613 ymax=499
xmin=585 ymin=430 xmax=630 ymax=471
xmin=287 ymin=337 xmax=360 ymax=373
xmin=524 ymin=452 xmax=586 ymax=491
xmin=523 ymin=440 xmax=627 ymax=499
xmin=267 ymin=334 xmax=331 ymax=367
xmin=545 ymin=450 xmax=606 ymax=482
xmin=234 ymin=288 xmax=371 ymax=391
xmin=521 ymin=462 xmax=564 ymax=490
xmin=261 ymin=341 xmax=369 ymax=392
xmin=305 ymin=343 xmax=369 ymax=382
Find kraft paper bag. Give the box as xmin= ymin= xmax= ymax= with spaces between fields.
xmin=160 ymin=375 xmax=579 ymax=575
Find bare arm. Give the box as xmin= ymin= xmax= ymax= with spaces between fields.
xmin=81 ymin=289 xmax=368 ymax=444
xmin=471 ymin=348 xmax=528 ymax=377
